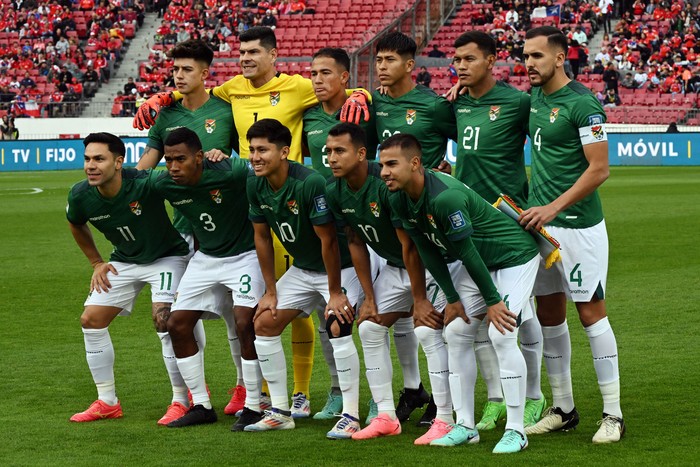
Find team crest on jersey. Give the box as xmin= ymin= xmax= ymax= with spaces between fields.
xmin=489 ymin=105 xmax=500 ymax=121
xmin=549 ymin=108 xmax=560 ymax=123
xmin=406 ymin=109 xmax=417 ymax=125
xmin=270 ymin=91 xmax=281 ymax=106
xmin=591 ymin=125 xmax=605 ymax=140
xmin=204 ymin=119 xmax=216 ymax=134
xmin=129 ymin=201 xmax=142 ymax=216
xmin=426 ymin=214 xmax=437 ymax=229
xmin=287 ymin=200 xmax=299 ymax=215
xmin=210 ymin=189 xmax=222 ymax=204
xmin=369 ymin=202 xmax=380 ymax=218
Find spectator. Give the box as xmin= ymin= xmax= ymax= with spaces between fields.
xmin=261 ymin=10 xmax=277 ymax=29
xmin=57 ymin=65 xmax=73 ymax=86
xmin=82 ymin=64 xmax=100 ymax=98
xmin=55 ymin=36 xmax=70 ymax=56
xmin=124 ymin=77 xmax=137 ymax=96
xmin=513 ymin=57 xmax=526 ymax=76
xmin=428 ymin=44 xmax=446 ymax=58
xmin=567 ymin=39 xmax=582 ymax=79
xmin=572 ymin=26 xmax=588 ymax=46
xmin=289 ymin=0 xmax=306 ymax=14
xmin=0 ymin=115 xmax=18 ymax=140
xmin=602 ymin=88 xmax=621 ymax=107
xmin=177 ymin=25 xmax=191 ymax=43
xmin=20 ymin=72 xmax=36 ymax=89
xmin=666 ymin=122 xmax=679 ymax=133
xmin=621 ymin=72 xmax=636 ymax=89
xmin=634 ymin=67 xmax=648 ymax=88
xmin=602 ymin=62 xmax=620 ymax=93
xmin=591 ymin=60 xmax=605 ymax=75
xmin=416 ymin=66 xmax=431 ymax=88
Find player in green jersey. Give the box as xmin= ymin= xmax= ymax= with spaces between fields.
xmin=343 ymin=32 xmax=455 ymax=173
xmin=324 ymin=123 xmax=452 ymax=443
xmin=136 ymin=39 xmax=247 ymax=419
xmin=67 ymin=133 xmax=190 ymax=424
xmin=520 ymin=26 xmax=624 ymax=444
xmin=149 ymin=127 xmax=265 ymax=430
xmin=381 ymin=134 xmax=540 ymax=453
xmin=452 ymin=31 xmax=546 ymax=431
xmin=304 ymin=48 xmax=377 ymax=178
xmin=244 ymin=119 xmax=363 ymax=439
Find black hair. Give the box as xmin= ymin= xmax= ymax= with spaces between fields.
xmin=240 ymin=26 xmax=277 ymax=50
xmin=328 ymin=123 xmax=367 ymax=149
xmin=376 ymin=31 xmax=416 ymax=59
xmin=169 ymin=38 xmax=215 ymax=66
xmin=525 ymin=26 xmax=568 ymax=55
xmin=313 ymin=47 xmax=351 ymax=72
xmin=83 ymin=132 xmax=126 ymax=158
xmin=454 ymin=30 xmax=497 ymax=57
xmin=164 ymin=127 xmax=203 ymax=153
xmin=378 ymin=133 xmax=422 ymax=159
xmin=246 ymin=118 xmax=292 ymax=148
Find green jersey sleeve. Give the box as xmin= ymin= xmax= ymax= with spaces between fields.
xmin=304 ymin=174 xmax=334 ymax=226
xmin=246 ymin=172 xmax=265 ymax=223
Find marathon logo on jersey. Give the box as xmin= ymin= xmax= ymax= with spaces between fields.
xmin=449 ymin=211 xmax=466 ymax=230
xmin=426 ymin=214 xmax=437 ymax=229
xmin=287 ymin=200 xmax=299 ymax=215
xmin=489 ymin=105 xmax=500 ymax=121
xmin=406 ymin=109 xmax=417 ymax=125
xmin=549 ymin=108 xmax=560 ymax=123
xmin=205 ymin=119 xmax=216 ymax=134
xmin=369 ymin=202 xmax=380 ymax=218
xmin=314 ymin=195 xmax=328 ymax=213
xmin=270 ymin=91 xmax=281 ymax=106
xmin=210 ymin=189 xmax=223 ymax=204
xmin=129 ymin=201 xmax=142 ymax=216
xmin=591 ymin=125 xmax=605 ymax=141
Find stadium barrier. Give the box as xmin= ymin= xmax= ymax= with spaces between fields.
xmin=1 ymin=132 xmax=698 ymax=172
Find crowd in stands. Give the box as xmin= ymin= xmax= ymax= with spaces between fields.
xmin=0 ymin=0 xmax=144 ymax=118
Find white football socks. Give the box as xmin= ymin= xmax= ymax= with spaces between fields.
xmin=241 ymin=358 xmax=263 ymax=412
xmin=393 ymin=317 xmax=421 ymax=391
xmin=519 ymin=305 xmax=544 ymax=400
xmin=489 ymin=325 xmax=526 ymax=435
xmin=359 ymin=321 xmax=395 ymax=417
xmin=585 ymin=316 xmax=622 ymax=418
xmin=254 ymin=335 xmax=289 ymax=411
xmin=157 ymin=331 xmax=188 ymax=406
xmin=176 ymin=350 xmax=211 ymax=409
xmin=222 ymin=310 xmax=244 ymax=387
xmin=316 ymin=312 xmax=339 ymax=389
xmin=445 ymin=318 xmax=479 ymax=428
xmin=330 ymin=335 xmax=360 ymax=419
xmin=474 ymin=319 xmax=503 ymax=402
xmin=542 ymin=321 xmax=575 ymax=413
xmin=414 ymin=325 xmax=452 ymax=423
xmin=83 ymin=327 xmax=117 ymax=406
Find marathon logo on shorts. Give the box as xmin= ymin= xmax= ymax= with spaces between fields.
xmin=489 ymin=105 xmax=500 ymax=121
xmin=314 ymin=195 xmax=328 ymax=213
xmin=270 ymin=91 xmax=280 ymax=106
xmin=449 ymin=210 xmax=466 ymax=230
xmin=406 ymin=109 xmax=416 ymax=125
xmin=426 ymin=213 xmax=437 ymax=229
xmin=369 ymin=201 xmax=380 ymax=217
xmin=210 ymin=189 xmax=222 ymax=204
xmin=204 ymin=119 xmax=216 ymax=134
xmin=287 ymin=199 xmax=299 ymax=215
xmin=129 ymin=201 xmax=142 ymax=216
xmin=549 ymin=107 xmax=560 ymax=123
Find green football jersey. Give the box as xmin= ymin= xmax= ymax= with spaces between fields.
xmin=247 ymin=161 xmax=352 ymax=272
xmin=303 ymin=104 xmax=378 ymax=178
xmin=373 ymin=86 xmax=457 ymax=169
xmin=529 ymin=82 xmax=607 ymax=228
xmin=66 ymin=169 xmax=189 ymax=264
xmin=147 ymin=95 xmax=238 ymax=234
xmin=390 ymin=171 xmax=538 ymax=305
xmin=150 ymin=158 xmax=255 ymax=258
xmin=453 ymin=81 xmax=529 ymax=206
xmin=326 ymin=161 xmax=404 ymax=267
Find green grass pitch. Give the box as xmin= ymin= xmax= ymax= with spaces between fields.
xmin=0 ymin=167 xmax=699 ymax=465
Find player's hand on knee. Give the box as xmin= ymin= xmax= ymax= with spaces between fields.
xmin=356 ymin=299 xmax=379 ymax=325
xmin=203 ymin=149 xmax=229 ymax=162
xmin=132 ymin=91 xmax=174 ymax=130
xmin=325 ymin=293 xmax=354 ymax=324
xmin=90 ymin=261 xmax=117 ymax=293
xmin=444 ymin=301 xmax=469 ymax=326
xmin=339 ymin=90 xmax=370 ymax=124
xmin=254 ymin=292 xmax=278 ymax=322
xmin=486 ymin=301 xmax=517 ymax=335
xmin=413 ymin=298 xmax=443 ymax=329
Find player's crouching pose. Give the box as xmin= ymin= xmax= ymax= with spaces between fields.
xmin=151 ymin=128 xmax=266 ymax=430
xmin=323 ymin=123 xmax=450 ymax=443
xmin=245 ymin=119 xmax=363 ymax=439
xmin=67 ymin=132 xmax=190 ymax=424
xmin=381 ymin=134 xmax=540 ymax=454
